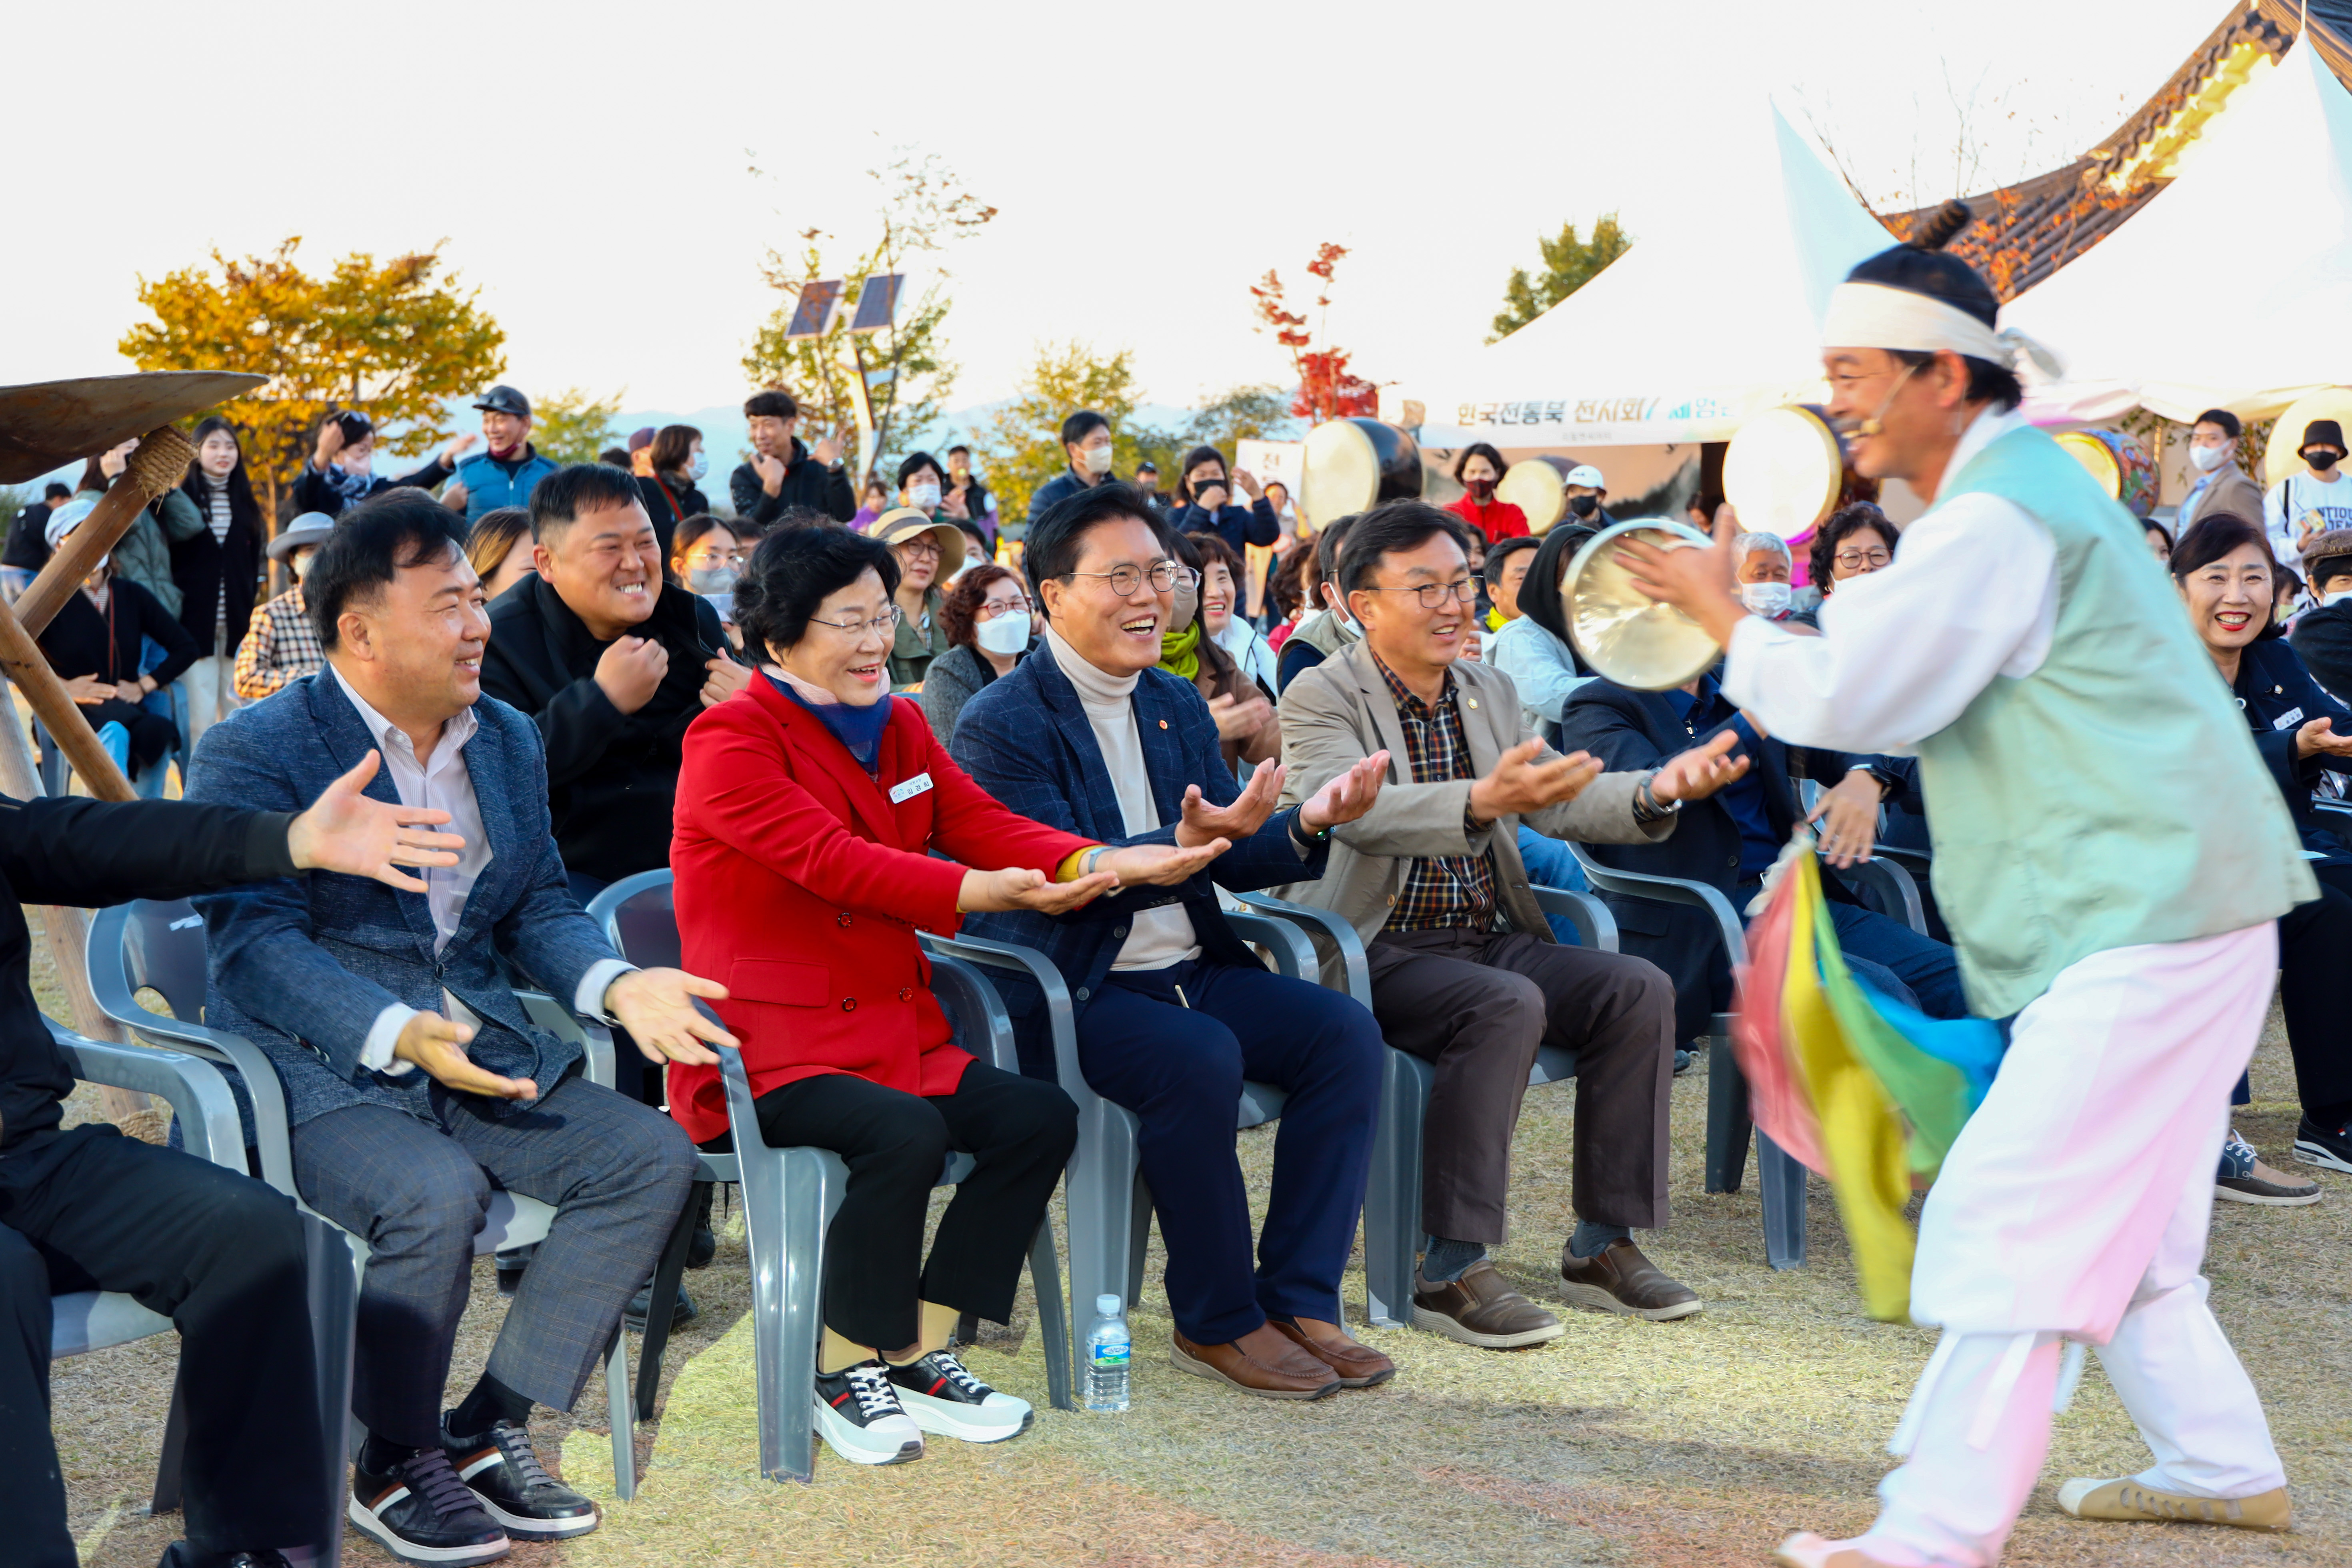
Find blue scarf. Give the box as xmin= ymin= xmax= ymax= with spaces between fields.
xmin=766 ymin=672 xmax=890 ymax=775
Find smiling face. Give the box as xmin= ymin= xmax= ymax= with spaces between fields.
xmin=776 ymin=566 xmax=894 ymax=706
xmin=1822 ymin=346 xmax=1970 ymax=484
xmin=1491 ymin=546 xmax=1535 ymax=620
xmin=1828 ymin=524 xmax=1892 ymax=586
xmin=1040 ymin=515 xmax=1171 ymax=677
xmin=749 ymin=414 xmax=794 ymax=458
xmin=534 ymin=497 xmax=661 ymax=640
xmin=334 ymin=542 xmax=490 ymax=727
xmin=196 ymin=428 xmax=240 ymax=480
xmin=1200 ymin=559 xmax=1237 ymax=634
xmin=1349 ymin=529 xmax=1477 ymax=685
xmin=891 ymin=530 xmax=941 ymax=593
xmin=1738 ymin=548 xmax=1792 ymax=585
xmin=2178 ymin=540 xmax=2273 ymax=656
xmin=482 ymin=410 xmax=530 ymax=452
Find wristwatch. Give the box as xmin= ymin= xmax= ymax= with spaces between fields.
xmin=1631 ymin=770 xmax=1682 ymax=824
xmin=1290 ymin=808 xmax=1331 ymax=849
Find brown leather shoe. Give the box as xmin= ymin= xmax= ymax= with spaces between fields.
xmin=1558 ymin=1238 xmax=1702 ymax=1320
xmin=1411 ymin=1260 xmax=1565 ymax=1348
xmin=1269 ymin=1316 xmax=1396 ymax=1387
xmin=1168 ymin=1330 xmax=1341 ymax=1400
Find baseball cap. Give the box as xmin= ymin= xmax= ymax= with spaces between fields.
xmin=627 ymin=427 xmax=657 ymax=453
xmin=473 ymin=384 xmax=531 ymax=418
xmin=1565 ymin=464 xmax=1606 ymax=488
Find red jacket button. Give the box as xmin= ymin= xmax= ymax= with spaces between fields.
xmin=898 ymin=986 xmax=912 ymax=1000
xmin=838 ymin=912 xmax=853 ymax=927
xmin=841 ymin=997 xmax=857 ymax=1012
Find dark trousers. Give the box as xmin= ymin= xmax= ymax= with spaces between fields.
xmin=740 ymin=1062 xmax=1076 ymax=1351
xmin=292 ymin=1071 xmax=696 ymax=1446
xmin=0 ymin=1127 xmax=326 ymax=1566
xmin=2280 ymin=861 xmax=2352 ymax=1126
xmin=1078 ymin=958 xmax=1384 ymax=1345
xmin=1369 ymin=928 xmax=1674 ymax=1244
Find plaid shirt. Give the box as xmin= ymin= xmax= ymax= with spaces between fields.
xmin=232 ymin=585 xmax=324 ymax=700
xmin=1375 ymin=653 xmax=1498 ymax=932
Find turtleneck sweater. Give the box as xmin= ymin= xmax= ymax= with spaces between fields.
xmin=1044 ymin=623 xmax=1199 ymax=970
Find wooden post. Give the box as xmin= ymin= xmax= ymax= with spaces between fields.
xmin=0 ymin=596 xmax=135 ymax=802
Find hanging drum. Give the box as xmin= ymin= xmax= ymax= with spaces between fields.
xmin=1297 ymin=417 xmax=1422 ymax=532
xmin=1562 ymin=519 xmax=1722 ymax=691
xmin=1498 ymin=455 xmax=1574 ymax=534
xmin=1723 ymin=405 xmax=1845 ymax=540
xmin=2050 ymin=428 xmax=2156 ymax=516
xmin=2262 ymin=387 xmax=2352 ymax=485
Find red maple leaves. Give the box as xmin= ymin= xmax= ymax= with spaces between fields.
xmin=1250 ymin=242 xmax=1378 ymax=424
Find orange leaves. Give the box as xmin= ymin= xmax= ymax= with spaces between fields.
xmin=1250 ymin=245 xmax=1377 ymax=424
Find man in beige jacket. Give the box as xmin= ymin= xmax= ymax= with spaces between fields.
xmin=1274 ymin=501 xmax=1746 ymax=1346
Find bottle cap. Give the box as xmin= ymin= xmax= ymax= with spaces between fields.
xmin=1096 ymin=1293 xmax=1121 ymax=1316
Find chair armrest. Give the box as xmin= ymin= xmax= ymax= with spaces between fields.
xmin=1235 ymin=892 xmax=1372 ymax=1004
xmin=1223 ymin=910 xmax=1317 ymax=981
xmin=1837 ymin=855 xmax=1927 ymax=936
xmin=51 ymin=1024 xmax=243 ymax=1172
xmin=514 ymin=990 xmax=616 ymax=1090
xmin=584 ymin=869 xmax=674 ymax=955
xmin=920 ymin=932 xmax=1086 ymax=1106
xmin=926 ymin=951 xmax=1022 ymax=1076
xmin=2313 ymin=796 xmax=2352 ymax=820
xmin=98 ymin=1008 xmax=300 ymax=1197
xmin=1529 ymin=885 xmax=1619 ymax=952
xmin=1566 ymin=843 xmax=1748 ymax=968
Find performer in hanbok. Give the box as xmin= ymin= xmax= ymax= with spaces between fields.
xmin=1622 ymin=202 xmax=2312 ymax=1568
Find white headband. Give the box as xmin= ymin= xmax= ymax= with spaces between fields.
xmin=1822 ymin=281 xmax=2064 ymax=380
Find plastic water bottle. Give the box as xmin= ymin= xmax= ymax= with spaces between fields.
xmin=1084 ymin=1292 xmax=1131 ymax=1412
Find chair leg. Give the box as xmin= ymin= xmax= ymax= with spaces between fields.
xmin=150 ymin=1357 xmax=189 ymax=1516
xmin=1361 ymin=1048 xmax=1427 ymax=1329
xmin=1704 ymin=1030 xmax=1752 ymax=1194
xmin=1060 ymin=1105 xmax=1142 ymax=1394
xmin=604 ymin=1328 xmax=636 ymax=1501
xmin=769 ymin=1152 xmax=831 ymax=1484
xmin=1029 ymin=1219 xmax=1074 ymax=1412
xmin=634 ymin=1179 xmax=703 ymax=1424
xmin=302 ymin=1211 xmax=359 ymax=1568
xmin=1757 ymin=1133 xmax=1809 ymax=1270
xmin=1124 ymin=1180 xmax=1152 ymax=1315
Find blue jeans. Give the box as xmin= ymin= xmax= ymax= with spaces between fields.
xmin=1514 ymin=826 xmax=1587 ymax=944
xmin=1824 ymin=898 xmax=1971 ymax=1021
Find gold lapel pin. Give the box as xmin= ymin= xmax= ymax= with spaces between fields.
xmin=1466 ymin=697 xmax=1479 ymax=710
xmin=1158 ymin=719 xmax=1168 ymax=729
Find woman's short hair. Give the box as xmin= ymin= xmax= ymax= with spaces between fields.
xmin=465 ymin=506 xmax=533 ymax=581
xmin=648 ymin=424 xmax=702 ymax=476
xmin=734 ymin=526 xmax=900 ymax=660
xmin=1451 ymin=442 xmax=1508 ymax=483
xmin=1177 ymin=444 xmax=1228 ymax=502
xmin=1808 ymin=502 xmax=1895 ymax=586
xmin=671 ymin=513 xmax=737 ymax=566
xmin=896 ymin=450 xmax=944 ymax=489
xmin=939 ymin=562 xmax=1021 ymax=649
xmin=2170 ymin=510 xmax=2284 ymax=639
xmin=1268 ymin=546 xmax=1314 ymax=620
xmin=1188 ymin=530 xmax=1245 ymax=585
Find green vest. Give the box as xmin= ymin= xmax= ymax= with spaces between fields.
xmin=1912 ymin=423 xmax=2312 ymax=1017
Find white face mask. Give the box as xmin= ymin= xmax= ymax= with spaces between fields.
xmin=290 ymin=550 xmax=315 ymax=581
xmin=688 ymin=451 xmax=709 ymax=482
xmin=975 ymin=608 xmax=1031 ymax=656
xmin=1082 ymin=443 xmax=1115 ymax=476
xmin=1740 ymin=581 xmax=1792 ymax=616
xmin=2188 ymin=442 xmax=2230 ymax=474
xmin=909 ymin=482 xmax=942 ymax=512
xmin=2323 ymin=587 xmax=2352 ymax=608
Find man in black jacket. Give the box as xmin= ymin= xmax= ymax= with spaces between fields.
xmin=1558 ymin=671 xmax=1966 ymax=1047
xmin=2289 ymin=529 xmax=2352 ymax=702
xmin=1021 ymin=409 xmax=1118 ymax=541
xmin=3 ymin=761 xmax=473 ymax=1568
xmin=730 ymin=390 xmax=855 ymax=528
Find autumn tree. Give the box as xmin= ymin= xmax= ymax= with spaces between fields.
xmin=1250 ymin=244 xmax=1377 ymax=425
xmin=120 ymin=238 xmax=505 ymax=520
xmin=742 ymin=146 xmax=994 ymax=475
xmin=1486 ymin=214 xmax=1631 ymax=342
xmin=529 ymin=388 xmax=625 ymax=466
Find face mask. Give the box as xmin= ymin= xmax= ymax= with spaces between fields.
xmin=688 ymin=452 xmax=709 ymax=482
xmin=1568 ymin=494 xmax=1599 ymax=518
xmin=975 ymin=607 xmax=1031 ymax=655
xmin=2306 ymin=449 xmax=2343 ymax=473
xmin=909 ymin=482 xmax=942 ymax=511
xmin=291 ymin=551 xmax=314 ymax=581
xmin=1740 ymin=581 xmax=1792 ymax=616
xmin=2188 ymin=443 xmax=2230 ymax=474
xmin=1466 ymin=479 xmax=1496 ymax=502
xmin=688 ymin=564 xmax=739 ymax=595
xmin=1082 ymin=444 xmax=1115 ymax=476
xmin=2324 ymin=587 xmax=2352 ymax=608
xmin=1168 ymin=574 xmax=1199 ymax=633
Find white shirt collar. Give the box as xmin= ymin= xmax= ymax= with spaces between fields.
xmin=327 ymin=661 xmax=478 ymax=765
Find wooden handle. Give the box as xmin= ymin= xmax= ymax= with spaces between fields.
xmin=0 ymin=596 xmax=133 ymax=801
xmin=16 ymin=425 xmax=193 ymax=639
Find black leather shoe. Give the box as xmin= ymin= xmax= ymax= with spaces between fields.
xmin=623 ymin=1282 xmax=697 ymax=1329
xmin=442 ymin=1417 xmax=599 ymax=1540
xmin=686 ymin=1183 xmax=717 ymax=1269
xmin=156 ymin=1545 xmax=294 ymax=1568
xmin=349 ymin=1447 xmax=510 ymax=1565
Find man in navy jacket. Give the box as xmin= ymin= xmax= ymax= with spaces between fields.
xmin=952 ymin=482 xmax=1396 ymax=1403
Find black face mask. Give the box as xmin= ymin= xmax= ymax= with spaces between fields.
xmin=2306 ymin=449 xmax=2343 ymax=472
xmin=1192 ymin=478 xmax=1227 ymax=502
xmin=1466 ymin=478 xmax=1497 ymax=502
xmin=1567 ymin=494 xmax=1600 ymax=518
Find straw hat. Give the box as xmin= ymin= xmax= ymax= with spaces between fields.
xmin=870 ymin=508 xmax=967 ymax=580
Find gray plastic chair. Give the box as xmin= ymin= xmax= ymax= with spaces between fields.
xmin=1565 ymin=846 xmax=1810 ymax=1270
xmin=584 ymin=870 xmax=1074 ymax=1486
xmin=87 ymin=899 xmax=644 ymax=1499
xmin=48 ymin=1024 xmax=357 ymax=1567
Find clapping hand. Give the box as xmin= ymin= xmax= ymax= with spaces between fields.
xmin=959 ymin=865 xmax=1120 ymax=915
xmin=1650 ymin=729 xmax=1749 ymax=804
xmin=394 ymin=1012 xmax=537 ymax=1101
xmin=285 ymin=751 xmax=465 ymax=892
xmin=1468 ymin=740 xmax=1602 ymax=822
xmin=1176 ymin=758 xmax=1284 ymax=846
xmin=1300 ymin=750 xmax=1390 ymax=832
xmin=1204 ymin=692 xmax=1273 ymax=745
xmin=1096 ymin=839 xmax=1230 ymax=885
xmin=1806 ymin=768 xmax=1883 ymax=869
xmin=605 ymin=968 xmax=736 ymax=1066
xmin=2295 ymin=716 xmax=2352 ymax=760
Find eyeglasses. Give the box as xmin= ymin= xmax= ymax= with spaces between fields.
xmin=1060 ymin=563 xmax=1198 ymax=596
xmin=1833 ymin=549 xmax=1891 ymax=570
xmin=894 ymin=537 xmax=942 ymax=558
xmin=806 ymin=606 xmax=904 ymax=636
xmin=1360 ymin=578 xmax=1480 ymax=610
xmin=976 ymin=596 xmax=1032 ymax=618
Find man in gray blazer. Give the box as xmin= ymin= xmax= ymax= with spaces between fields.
xmin=2179 ymin=408 xmax=2266 ymax=541
xmin=1274 ymin=502 xmax=1746 ymax=1346
xmin=187 ymin=494 xmax=734 ymax=1566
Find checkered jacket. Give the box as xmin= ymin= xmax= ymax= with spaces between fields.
xmin=232 ymin=586 xmax=323 ymax=700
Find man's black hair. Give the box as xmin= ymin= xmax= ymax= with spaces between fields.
xmin=1515 ymin=523 xmax=1599 ymax=657
xmin=1024 ymin=481 xmax=1165 ymax=603
xmin=1135 ymin=460 xmax=1159 ymax=476
xmin=1336 ymin=500 xmax=1472 ymax=596
xmin=1060 ymin=410 xmax=1110 ymax=450
xmin=42 ymin=482 xmax=69 ymax=501
xmin=2308 ymin=550 xmax=2352 ymax=592
xmin=530 ymin=462 xmax=650 ymax=542
xmin=1313 ymin=512 xmax=1359 ymax=589
xmin=1481 ymin=532 xmax=1542 ymax=588
xmin=744 ymin=389 xmax=799 ymax=421
xmin=308 ymin=491 xmax=470 ymax=651
xmin=1848 ymin=200 xmax=2023 ymax=412
xmin=733 ymin=525 xmax=899 ymax=661
xmin=946 ymin=443 xmax=972 ymax=457
xmin=2194 ymin=408 xmax=2243 ymax=440
xmin=896 ymin=450 xmax=944 ymax=488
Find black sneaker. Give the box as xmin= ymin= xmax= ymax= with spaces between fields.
xmin=623 ymin=1282 xmax=697 ymax=1330
xmin=156 ymin=1545 xmax=292 ymax=1568
xmin=349 ymin=1447 xmax=510 ymax=1566
xmin=885 ymin=1349 xmax=1034 ymax=1442
xmin=2294 ymin=1115 xmax=2352 ymax=1174
xmin=686 ymin=1183 xmax=716 ymax=1269
xmin=813 ymin=1359 xmax=924 ymax=1465
xmin=441 ymin=1417 xmax=598 ymax=1541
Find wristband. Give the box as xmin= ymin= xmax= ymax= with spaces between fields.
xmin=1632 ymin=770 xmax=1682 ymax=824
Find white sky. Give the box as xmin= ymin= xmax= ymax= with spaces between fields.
xmin=8 ymin=0 xmax=2237 ymax=415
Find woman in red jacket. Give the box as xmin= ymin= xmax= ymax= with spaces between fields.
xmin=672 ymin=527 xmax=1218 ymax=1468
xmin=1445 ymin=442 xmax=1528 ymax=540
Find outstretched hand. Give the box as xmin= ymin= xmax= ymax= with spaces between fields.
xmin=1468 ymin=739 xmax=1602 ymax=822
xmin=1300 ymin=750 xmax=1390 ymax=832
xmin=393 ymin=1012 xmax=537 ymax=1100
xmin=1175 ymin=758 xmax=1285 ymax=847
xmin=1650 ymin=729 xmax=1750 ymax=805
xmin=959 ymin=866 xmax=1120 ymax=915
xmin=2295 ymin=716 xmax=2352 ymax=760
xmin=1098 ymin=839 xmax=1230 ymax=886
xmin=606 ymin=968 xmax=735 ymax=1066
xmin=286 ymin=751 xmax=466 ymax=892
xmin=1615 ymin=510 xmax=1748 ymax=648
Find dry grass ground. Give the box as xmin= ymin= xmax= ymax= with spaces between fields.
xmin=44 ymin=942 xmax=2351 ymax=1568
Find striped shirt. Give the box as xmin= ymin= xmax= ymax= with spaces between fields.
xmin=1374 ymin=652 xmax=1498 ymax=933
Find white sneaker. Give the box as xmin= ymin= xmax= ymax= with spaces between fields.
xmin=2056 ymin=1476 xmax=2292 ymax=1531
xmin=812 ymin=1360 xmax=924 ymax=1466
xmin=886 ymin=1350 xmax=1034 ymax=1442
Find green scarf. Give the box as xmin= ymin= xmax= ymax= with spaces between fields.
xmin=1158 ymin=621 xmax=1202 ymax=681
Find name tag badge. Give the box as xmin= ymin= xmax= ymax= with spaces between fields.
xmin=889 ymin=772 xmax=934 ymax=804
xmin=2272 ymin=706 xmax=2305 ymax=731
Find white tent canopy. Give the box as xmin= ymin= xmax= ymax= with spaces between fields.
xmin=2007 ymin=42 xmax=2352 ymax=426
xmin=1403 ymin=107 xmax=1897 ymax=448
